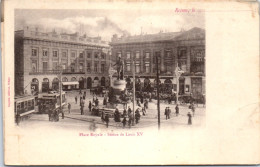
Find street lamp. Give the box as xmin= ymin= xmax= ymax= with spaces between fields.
xmin=132 ymin=59 xmax=135 ymax=126
xmin=156 ymin=56 xmax=160 ymax=130
xmin=175 ymin=63 xmax=184 ymax=104
xmin=58 ymin=65 xmax=64 ymax=119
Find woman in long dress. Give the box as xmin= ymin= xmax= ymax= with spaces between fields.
xmin=187 ymin=112 xmax=192 ymax=125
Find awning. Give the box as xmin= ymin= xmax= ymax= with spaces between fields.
xmin=62 ymin=81 xmax=79 ymax=85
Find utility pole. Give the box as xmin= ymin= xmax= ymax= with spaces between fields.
xmin=132 ymin=59 xmax=135 ymax=126
xmin=156 ymin=56 xmax=160 ymax=130
xmin=176 ymin=65 xmax=179 ymax=104
xmin=59 ymin=65 xmax=64 ymax=119
xmin=175 ymin=63 xmax=184 ymax=105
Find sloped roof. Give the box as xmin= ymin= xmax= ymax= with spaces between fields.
xmin=111 ymin=27 xmax=205 ymax=44
xmin=174 ymin=27 xmax=205 ymax=41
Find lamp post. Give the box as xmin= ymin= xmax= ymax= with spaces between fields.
xmin=156 ymin=56 xmax=160 ymax=130
xmin=132 ymin=59 xmax=135 ymax=126
xmin=175 ymin=63 xmax=184 ymax=104
xmin=59 ymin=65 xmax=64 ymax=119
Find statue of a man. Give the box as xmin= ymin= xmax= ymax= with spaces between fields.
xmin=113 ymin=57 xmax=123 ymax=80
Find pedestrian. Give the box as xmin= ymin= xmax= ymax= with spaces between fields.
xmin=80 ymin=98 xmax=84 ymax=106
xmin=135 ymin=108 xmax=141 ymax=124
xmin=122 ymin=117 xmax=127 ymax=127
xmin=127 ymin=106 xmax=132 ymax=116
xmin=114 ymin=108 xmax=121 ymax=122
xmin=173 ymin=93 xmax=176 ymax=104
xmin=68 ymin=103 xmax=71 ymax=114
xmin=136 ymin=98 xmax=140 ymax=106
xmin=75 ymin=96 xmax=77 ymax=104
xmin=48 ymin=108 xmax=52 ymax=121
xmin=128 ymin=115 xmax=132 ymax=127
xmin=144 ymin=99 xmax=148 ymax=109
xmin=80 ymin=105 xmax=84 ymax=115
xmin=88 ymin=101 xmax=92 ymax=112
xmin=187 ymin=112 xmax=192 ymax=125
xmin=142 ymin=107 xmax=146 ymax=116
xmin=165 ymin=107 xmax=168 ymax=120
xmin=101 ymin=110 xmax=105 ymax=122
xmin=168 ymin=107 xmax=171 ymax=119
xmin=140 ymin=95 xmax=144 ymax=104
xmin=79 ymin=89 xmax=82 ymax=95
xmin=122 ymin=117 xmax=127 ymax=128
xmin=61 ymin=110 xmax=64 ymax=119
xmin=83 ymin=95 xmax=85 ymax=100
xmin=105 ymin=114 xmax=109 ymax=128
xmin=103 ymin=96 xmax=107 ymax=106
xmin=123 ymin=108 xmax=127 ymax=117
xmin=54 ymin=109 xmax=59 ymax=122
xmin=191 ymin=103 xmax=195 ymax=116
xmin=175 ymin=104 xmax=179 ymax=116
xmin=95 ymin=98 xmax=99 ymax=106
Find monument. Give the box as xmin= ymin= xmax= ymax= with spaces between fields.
xmin=110 ymin=56 xmax=126 ymax=94
xmin=105 ymin=56 xmax=128 ymax=113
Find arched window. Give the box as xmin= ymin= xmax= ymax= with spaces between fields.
xmin=62 ymin=77 xmax=68 ymax=82
xmin=52 ymin=78 xmax=59 ymax=91
xmin=43 ymin=78 xmax=49 ymax=82
xmin=42 ymin=78 xmax=50 ymax=92
xmin=101 ymin=77 xmax=106 ymax=87
xmin=87 ymin=77 xmax=92 ymax=89
xmin=32 ymin=78 xmax=39 ymax=83
xmin=31 ymin=78 xmax=39 ymax=94
xmin=79 ymin=77 xmax=84 ymax=81
xmin=53 ymin=78 xmax=59 ymax=82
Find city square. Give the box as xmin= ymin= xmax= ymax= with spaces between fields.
xmin=14 ymin=9 xmax=205 ymax=131
xmin=18 ymin=89 xmax=206 ymax=130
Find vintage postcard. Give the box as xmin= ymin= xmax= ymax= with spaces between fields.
xmin=2 ymin=0 xmax=259 ymax=165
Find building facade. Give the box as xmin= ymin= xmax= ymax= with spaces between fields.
xmin=110 ymin=27 xmax=205 ymax=98
xmin=15 ymin=27 xmax=110 ymax=95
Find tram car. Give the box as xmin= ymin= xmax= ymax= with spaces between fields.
xmin=14 ymin=95 xmax=36 ymax=124
xmin=38 ymin=91 xmax=66 ymax=114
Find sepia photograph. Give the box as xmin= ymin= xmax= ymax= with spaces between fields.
xmin=2 ymin=0 xmax=259 ymax=165
xmin=14 ymin=9 xmax=205 ymax=130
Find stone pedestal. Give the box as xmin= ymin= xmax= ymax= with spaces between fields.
xmin=112 ymin=79 xmax=126 ymax=95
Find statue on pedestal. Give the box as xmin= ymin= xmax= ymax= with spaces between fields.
xmin=113 ymin=56 xmax=124 ymax=80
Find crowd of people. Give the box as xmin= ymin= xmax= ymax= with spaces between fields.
xmin=63 ymin=88 xmax=198 ymax=128
xmin=162 ymin=102 xmax=196 ymax=125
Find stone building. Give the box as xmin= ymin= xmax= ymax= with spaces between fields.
xmin=15 ymin=27 xmax=110 ymax=95
xmin=110 ymin=27 xmax=205 ymax=98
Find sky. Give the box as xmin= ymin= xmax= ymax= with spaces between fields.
xmin=15 ymin=9 xmax=205 ymax=41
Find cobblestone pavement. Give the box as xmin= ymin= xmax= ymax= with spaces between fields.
xmin=19 ymin=90 xmax=206 ymax=130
